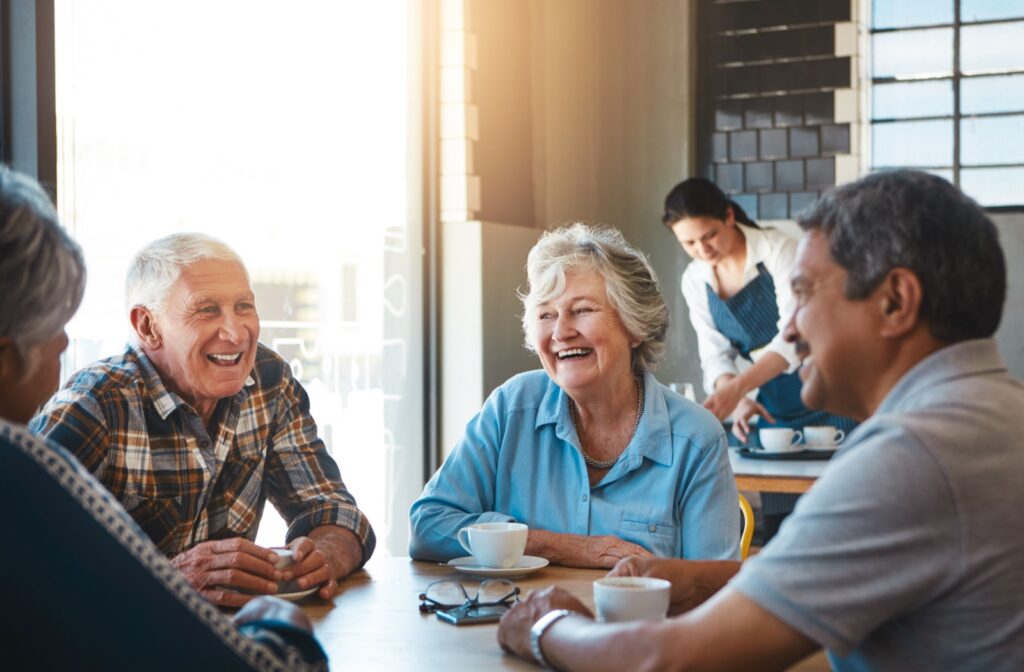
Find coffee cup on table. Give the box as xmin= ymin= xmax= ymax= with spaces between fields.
xmin=803 ymin=425 xmax=845 ymax=448
xmin=759 ymin=427 xmax=803 ymax=453
xmin=271 ymin=548 xmax=304 ymax=594
xmin=593 ymin=577 xmax=671 ymax=622
xmin=457 ymin=522 xmax=528 ymax=568
xmin=273 ymin=548 xmax=295 ymax=570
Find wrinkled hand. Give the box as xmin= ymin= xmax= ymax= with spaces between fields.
xmin=497 ymin=586 xmax=592 ymax=662
xmin=282 ymin=536 xmax=336 ymax=600
xmin=578 ymin=535 xmax=653 ymax=569
xmin=171 ymin=538 xmax=282 ymax=607
xmin=731 ymin=397 xmax=774 ymax=443
xmin=608 ymin=556 xmax=697 ymax=615
xmin=286 ymin=527 xmax=365 ymax=600
xmin=703 ymin=381 xmax=745 ymax=421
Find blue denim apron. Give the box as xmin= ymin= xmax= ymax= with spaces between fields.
xmin=705 ymin=262 xmax=857 ymax=435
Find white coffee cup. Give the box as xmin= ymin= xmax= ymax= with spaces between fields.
xmin=457 ymin=522 xmax=528 ymax=568
xmin=593 ymin=577 xmax=671 ymax=622
xmin=273 ymin=548 xmax=295 ymax=570
xmin=803 ymin=425 xmax=845 ymax=447
xmin=759 ymin=427 xmax=803 ymax=453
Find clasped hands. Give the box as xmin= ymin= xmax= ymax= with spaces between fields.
xmin=171 ymin=534 xmax=348 ymax=607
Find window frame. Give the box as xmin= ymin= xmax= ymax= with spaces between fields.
xmin=868 ymin=3 xmax=1024 ymax=210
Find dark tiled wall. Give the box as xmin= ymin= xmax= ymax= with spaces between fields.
xmin=698 ymin=0 xmax=852 ymax=220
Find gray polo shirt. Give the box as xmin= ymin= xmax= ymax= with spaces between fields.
xmin=731 ymin=339 xmax=1024 ymax=671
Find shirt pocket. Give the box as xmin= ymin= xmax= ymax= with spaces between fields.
xmin=620 ymin=517 xmax=679 ymax=558
xmin=124 ymin=495 xmax=183 ymax=553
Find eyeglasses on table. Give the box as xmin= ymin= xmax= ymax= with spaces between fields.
xmin=418 ymin=578 xmax=520 ymax=614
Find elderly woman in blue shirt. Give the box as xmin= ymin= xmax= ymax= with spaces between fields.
xmin=409 ymin=223 xmax=740 ymax=567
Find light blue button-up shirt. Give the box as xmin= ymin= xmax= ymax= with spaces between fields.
xmin=409 ymin=370 xmax=740 ymax=561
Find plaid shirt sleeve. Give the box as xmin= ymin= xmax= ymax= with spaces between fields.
xmin=263 ymin=362 xmax=376 ymax=566
xmin=30 ymin=386 xmax=114 ymax=481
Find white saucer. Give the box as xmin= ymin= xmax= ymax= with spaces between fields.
xmin=804 ymin=443 xmax=839 ymax=452
xmin=276 ymin=586 xmax=318 ymax=601
xmin=447 ymin=555 xmax=549 ymax=578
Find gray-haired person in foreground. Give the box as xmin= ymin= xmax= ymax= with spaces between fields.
xmin=497 ymin=170 xmax=1024 ymax=671
xmin=0 ymin=165 xmax=328 ymax=669
xmin=32 ymin=230 xmax=375 ymax=607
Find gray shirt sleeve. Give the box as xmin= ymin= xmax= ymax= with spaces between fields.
xmin=730 ymin=420 xmax=963 ymax=656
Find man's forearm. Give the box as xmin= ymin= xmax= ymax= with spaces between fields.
xmin=542 ymin=617 xmax=676 ymax=672
xmin=309 ymin=525 xmax=364 ymax=578
xmin=539 ymin=587 xmax=815 ymax=672
xmin=670 ymin=560 xmax=741 ymax=613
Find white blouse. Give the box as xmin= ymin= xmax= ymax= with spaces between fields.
xmin=681 ymin=223 xmax=801 ymax=394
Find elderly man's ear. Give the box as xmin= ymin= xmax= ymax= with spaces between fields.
xmin=130 ymin=306 xmax=163 ymax=350
xmin=877 ymin=268 xmax=924 ymax=338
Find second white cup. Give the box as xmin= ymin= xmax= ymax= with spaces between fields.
xmin=593 ymin=577 xmax=671 ymax=622
xmin=457 ymin=522 xmax=528 ymax=568
xmin=803 ymin=425 xmax=845 ymax=447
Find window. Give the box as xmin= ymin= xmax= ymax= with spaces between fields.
xmin=869 ymin=0 xmax=1024 ymax=207
xmin=54 ymin=0 xmax=426 ymax=555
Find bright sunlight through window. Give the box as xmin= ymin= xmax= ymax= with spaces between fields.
xmin=54 ymin=0 xmax=425 ymax=555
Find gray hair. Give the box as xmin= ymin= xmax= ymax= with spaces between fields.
xmin=126 ymin=232 xmax=247 ymax=314
xmin=799 ymin=170 xmax=1005 ymax=342
xmin=521 ymin=223 xmax=668 ymax=372
xmin=0 ymin=166 xmax=86 ymax=351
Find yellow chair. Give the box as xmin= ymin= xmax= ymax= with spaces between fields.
xmin=739 ymin=493 xmax=755 ymax=561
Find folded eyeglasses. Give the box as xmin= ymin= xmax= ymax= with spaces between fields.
xmin=418 ymin=578 xmax=520 ymax=614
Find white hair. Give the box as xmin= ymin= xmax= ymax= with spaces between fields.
xmin=520 ymin=223 xmax=669 ymax=372
xmin=0 ymin=167 xmax=86 ymax=351
xmin=125 ymin=233 xmax=248 ymax=314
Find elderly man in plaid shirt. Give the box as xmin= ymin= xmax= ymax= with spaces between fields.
xmin=32 ymin=232 xmax=374 ymax=607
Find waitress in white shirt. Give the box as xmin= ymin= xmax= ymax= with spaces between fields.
xmin=662 ymin=178 xmax=855 ymax=534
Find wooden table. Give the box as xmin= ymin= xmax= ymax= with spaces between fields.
xmin=305 ymin=557 xmax=603 ymax=670
xmin=304 ymin=557 xmax=833 ymax=671
xmin=729 ymin=448 xmax=829 ymax=494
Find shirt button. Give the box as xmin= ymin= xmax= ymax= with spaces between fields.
xmin=581 ymin=494 xmax=589 ymax=502
xmin=648 ymin=524 xmax=657 ymax=532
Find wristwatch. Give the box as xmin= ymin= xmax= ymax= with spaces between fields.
xmin=530 ymin=609 xmax=579 ymax=670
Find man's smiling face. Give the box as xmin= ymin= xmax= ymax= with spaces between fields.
xmin=146 ymin=258 xmax=260 ymax=414
xmin=784 ymin=230 xmax=880 ymax=420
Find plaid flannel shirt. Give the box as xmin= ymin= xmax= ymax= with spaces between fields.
xmin=30 ymin=343 xmax=375 ymax=562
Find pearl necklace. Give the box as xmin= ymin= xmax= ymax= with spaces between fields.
xmin=568 ymin=377 xmax=645 ymax=470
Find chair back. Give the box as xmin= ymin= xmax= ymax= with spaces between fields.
xmin=739 ymin=493 xmax=754 ymax=561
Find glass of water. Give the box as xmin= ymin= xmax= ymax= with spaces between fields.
xmin=668 ymin=383 xmax=697 ymax=401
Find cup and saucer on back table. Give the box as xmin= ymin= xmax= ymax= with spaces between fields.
xmin=803 ymin=425 xmax=846 ymax=452
xmin=448 ymin=522 xmax=549 ymax=578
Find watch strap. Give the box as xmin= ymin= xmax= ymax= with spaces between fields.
xmin=529 ymin=609 xmax=579 ymax=670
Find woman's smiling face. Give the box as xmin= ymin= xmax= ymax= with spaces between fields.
xmin=533 ymin=269 xmax=635 ymax=399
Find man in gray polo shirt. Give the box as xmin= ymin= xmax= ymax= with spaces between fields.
xmin=495 ymin=170 xmax=1024 ymax=671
